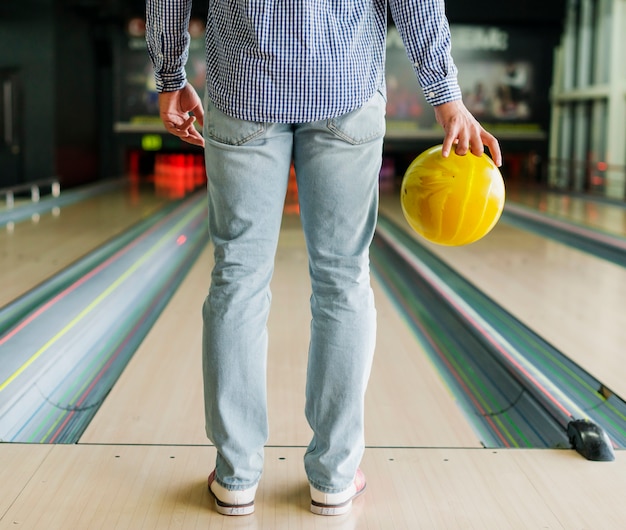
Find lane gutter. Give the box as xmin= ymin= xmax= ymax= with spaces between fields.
xmin=373 ymin=214 xmax=625 ymax=461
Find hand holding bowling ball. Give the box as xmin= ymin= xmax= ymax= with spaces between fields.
xmin=400 ymin=145 xmax=505 ymax=246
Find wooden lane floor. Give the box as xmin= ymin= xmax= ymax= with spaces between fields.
xmin=0 ymin=183 xmax=171 ymax=308
xmin=379 ymin=191 xmax=626 ymax=406
xmin=2 ymin=444 xmax=626 ymax=529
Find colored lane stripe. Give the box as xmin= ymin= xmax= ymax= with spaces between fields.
xmin=44 ymin=223 xmax=207 ymax=443
xmin=406 ymin=231 xmax=626 ymax=442
xmin=376 ymin=218 xmax=576 ymax=423
xmin=7 ymin=210 xmax=207 ymax=443
xmin=0 ymin=199 xmax=188 ymax=346
xmin=372 ymin=239 xmax=551 ymax=447
xmin=0 ymin=199 xmax=181 ymax=336
xmin=0 ymin=200 xmax=205 ymax=395
xmin=374 ymin=213 xmax=626 ymax=449
xmin=371 ymin=239 xmax=530 ymax=447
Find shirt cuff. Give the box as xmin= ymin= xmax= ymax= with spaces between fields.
xmin=422 ymin=77 xmax=463 ymax=107
xmin=154 ymin=70 xmax=188 ymax=93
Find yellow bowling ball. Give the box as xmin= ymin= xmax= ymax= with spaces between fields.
xmin=400 ymin=145 xmax=505 ymax=246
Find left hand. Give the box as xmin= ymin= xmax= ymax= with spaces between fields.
xmin=434 ymin=100 xmax=502 ymax=167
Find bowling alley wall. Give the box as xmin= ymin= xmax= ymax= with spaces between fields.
xmin=0 ymin=0 xmax=566 ymax=193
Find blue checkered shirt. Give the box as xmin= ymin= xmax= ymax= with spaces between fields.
xmin=146 ymin=0 xmax=461 ymax=123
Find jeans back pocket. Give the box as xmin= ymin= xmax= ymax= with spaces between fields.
xmin=204 ymin=98 xmax=266 ymax=146
xmin=327 ymin=90 xmax=386 ymax=145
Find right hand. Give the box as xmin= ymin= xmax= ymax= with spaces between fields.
xmin=158 ymin=84 xmax=205 ymax=147
xmin=434 ymin=100 xmax=502 ymax=167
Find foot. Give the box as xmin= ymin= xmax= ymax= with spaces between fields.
xmin=310 ymin=468 xmax=367 ymax=516
xmin=207 ymin=470 xmax=257 ymax=516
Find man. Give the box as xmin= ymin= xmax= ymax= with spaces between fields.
xmin=146 ymin=0 xmax=501 ymax=517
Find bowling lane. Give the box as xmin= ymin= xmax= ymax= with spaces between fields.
xmin=81 ymin=213 xmax=482 ymax=448
xmin=379 ymin=191 xmax=626 ymax=402
xmin=507 ymin=186 xmax=626 ymax=237
xmin=0 ymin=192 xmax=208 ymax=443
xmin=0 ymin=182 xmax=171 ymax=307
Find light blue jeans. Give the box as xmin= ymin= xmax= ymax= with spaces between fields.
xmin=202 ymin=90 xmax=385 ymax=494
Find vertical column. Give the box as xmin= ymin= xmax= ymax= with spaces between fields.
xmin=548 ymin=46 xmax=563 ymax=187
xmin=605 ymin=0 xmax=626 ymax=199
xmin=573 ymin=0 xmax=594 ymax=191
xmin=589 ymin=100 xmax=607 ymax=191
xmin=576 ymin=0 xmax=593 ymax=89
xmin=593 ymin=0 xmax=612 ymax=85
xmin=551 ymin=0 xmax=580 ymax=189
xmin=572 ymin=103 xmax=588 ymax=192
xmin=558 ymin=108 xmax=574 ymax=188
xmin=562 ymin=0 xmax=578 ymax=92
xmin=589 ymin=0 xmax=611 ymax=192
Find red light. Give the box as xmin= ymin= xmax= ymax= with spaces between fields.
xmin=590 ymin=174 xmax=604 ymax=186
xmin=176 ymin=235 xmax=187 ymax=245
xmin=597 ymin=161 xmax=608 ymax=171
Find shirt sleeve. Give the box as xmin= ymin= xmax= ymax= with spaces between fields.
xmin=145 ymin=0 xmax=192 ymax=92
xmin=388 ymin=0 xmax=462 ymax=106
